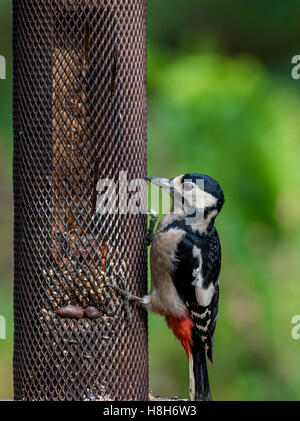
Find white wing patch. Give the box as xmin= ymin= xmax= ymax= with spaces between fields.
xmin=191 ymin=245 xmax=203 ymax=286
xmin=192 ymin=245 xmax=215 ymax=307
xmin=195 ymin=282 xmax=215 ymax=307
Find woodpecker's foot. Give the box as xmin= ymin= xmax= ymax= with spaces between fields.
xmin=146 ymin=208 xmax=158 ymax=246
xmin=103 ymin=276 xmax=143 ymax=325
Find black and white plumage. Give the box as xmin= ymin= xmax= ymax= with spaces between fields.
xmin=169 ymin=219 xmax=221 ymax=363
xmin=143 ymin=173 xmax=225 ymax=401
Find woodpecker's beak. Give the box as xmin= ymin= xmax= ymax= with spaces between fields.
xmin=144 ymin=176 xmax=173 ymax=190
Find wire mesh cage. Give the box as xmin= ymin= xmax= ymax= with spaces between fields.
xmin=13 ymin=0 xmax=148 ymax=401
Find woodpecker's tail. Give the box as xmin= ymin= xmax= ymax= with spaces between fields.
xmin=165 ymin=316 xmax=212 ymax=401
xmin=189 ymin=330 xmax=212 ymax=401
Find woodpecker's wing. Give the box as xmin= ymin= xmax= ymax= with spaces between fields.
xmin=172 ymin=229 xmax=221 ymax=363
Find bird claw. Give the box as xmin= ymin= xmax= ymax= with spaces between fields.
xmin=146 ymin=233 xmax=154 ymax=247
xmin=104 ymin=283 xmax=143 ymax=304
xmin=146 ymin=208 xmax=158 ymax=246
xmin=103 ymin=277 xmax=143 ymax=326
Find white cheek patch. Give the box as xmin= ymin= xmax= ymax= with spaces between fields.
xmin=203 ymin=191 xmax=217 ymax=208
xmin=181 ymin=186 xmax=218 ymax=215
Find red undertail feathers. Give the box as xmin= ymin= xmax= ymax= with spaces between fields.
xmin=165 ymin=316 xmax=194 ymax=358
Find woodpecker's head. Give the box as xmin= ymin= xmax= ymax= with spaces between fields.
xmin=145 ymin=173 xmax=224 ymax=227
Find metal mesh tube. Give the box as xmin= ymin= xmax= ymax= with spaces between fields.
xmin=13 ymin=0 xmax=148 ymax=401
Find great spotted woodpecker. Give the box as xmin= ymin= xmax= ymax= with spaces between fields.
xmin=143 ymin=173 xmax=224 ymax=401
xmin=105 ymin=173 xmax=224 ymax=401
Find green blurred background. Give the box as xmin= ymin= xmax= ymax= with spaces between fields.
xmin=1 ymin=0 xmax=300 ymax=400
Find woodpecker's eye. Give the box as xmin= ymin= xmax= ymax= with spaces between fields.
xmin=183 ymin=182 xmax=194 ymax=192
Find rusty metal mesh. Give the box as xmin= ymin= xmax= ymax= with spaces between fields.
xmin=13 ymin=0 xmax=148 ymax=401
